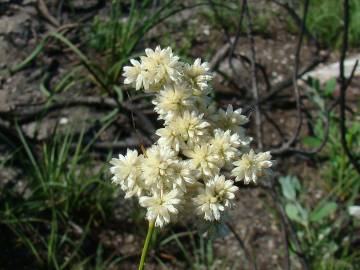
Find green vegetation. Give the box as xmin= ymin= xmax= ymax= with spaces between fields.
xmin=304 ymin=77 xmax=360 ymax=198
xmin=200 ymin=1 xmax=273 ymax=36
xmin=154 ymin=230 xmax=239 ymax=269
xmin=0 ymin=127 xmax=117 ymax=269
xmin=278 ymin=78 xmax=360 ymax=269
xmin=279 ymin=174 xmax=359 ymax=269
xmin=305 ymin=0 xmax=360 ymax=47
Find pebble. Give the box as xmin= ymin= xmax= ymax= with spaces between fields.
xmin=59 ymin=117 xmax=69 ymax=125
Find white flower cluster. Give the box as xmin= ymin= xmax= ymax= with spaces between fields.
xmin=110 ymin=46 xmax=273 ymax=228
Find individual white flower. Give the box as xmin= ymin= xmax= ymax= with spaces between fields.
xmin=156 ymin=124 xmax=184 ymax=152
xmin=171 ymin=160 xmax=198 ymax=191
xmin=207 ymin=175 xmax=238 ymax=206
xmin=183 ymin=143 xmax=221 ymax=178
xmin=140 ymin=46 xmax=181 ymax=88
xmin=193 ymin=175 xmax=238 ymax=221
xmin=171 ymin=111 xmax=210 ymax=144
xmin=109 ymin=149 xmax=144 ymax=198
xmin=153 ymin=84 xmax=194 ymax=120
xmin=184 ymin=58 xmax=212 ymax=92
xmin=142 ymin=144 xmax=177 ymax=189
xmin=232 ymin=149 xmax=273 ymax=184
xmin=123 ymin=59 xmax=147 ymax=90
xmin=210 ymin=129 xmax=242 ymax=165
xmin=140 ymin=189 xmax=182 ymax=227
xmin=212 ymin=105 xmax=249 ymax=134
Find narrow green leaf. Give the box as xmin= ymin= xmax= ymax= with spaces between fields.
xmin=324 ymin=78 xmax=337 ymax=97
xmin=10 ymin=41 xmax=46 ymax=74
xmin=310 ymin=202 xmax=337 ymax=223
xmin=113 ymin=85 xmax=124 ymax=103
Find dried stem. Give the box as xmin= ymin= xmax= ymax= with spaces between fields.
xmin=339 ymin=0 xmax=360 ymax=175
xmin=244 ymin=0 xmax=263 ymax=150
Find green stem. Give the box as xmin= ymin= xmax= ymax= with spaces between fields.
xmin=138 ymin=220 xmax=155 ymax=270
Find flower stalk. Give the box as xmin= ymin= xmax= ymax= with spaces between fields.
xmin=138 ymin=220 xmax=155 ymax=270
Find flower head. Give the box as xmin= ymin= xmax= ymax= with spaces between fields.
xmin=156 ymin=124 xmax=184 ymax=153
xmin=210 ymin=129 xmax=242 ymax=165
xmin=140 ymin=46 xmax=181 ymax=88
xmin=171 ymin=160 xmax=198 ymax=191
xmin=142 ymin=144 xmax=177 ymax=189
xmin=193 ymin=175 xmax=238 ymax=221
xmin=153 ymin=84 xmax=194 ymax=120
xmin=184 ymin=58 xmax=213 ymax=93
xmin=232 ymin=150 xmax=273 ymax=184
xmin=110 ymin=149 xmax=144 ymax=198
xmin=213 ymin=105 xmax=249 ymax=134
xmin=171 ymin=111 xmax=210 ymax=144
xmin=183 ymin=143 xmax=221 ymax=178
xmin=140 ymin=189 xmax=182 ymax=227
xmin=123 ymin=59 xmax=146 ymax=91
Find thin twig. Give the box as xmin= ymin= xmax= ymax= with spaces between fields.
xmin=71 ymin=138 xmax=152 ymax=151
xmin=228 ymin=0 xmax=247 ymax=84
xmin=244 ymin=0 xmax=263 ymax=150
xmin=252 ymin=53 xmax=329 ymax=108
xmin=0 ymin=96 xmax=141 ymax=123
xmin=271 ymin=0 xmax=310 ymax=153
xmin=339 ymin=0 xmax=360 ymax=175
xmin=271 ymin=0 xmax=320 ymax=49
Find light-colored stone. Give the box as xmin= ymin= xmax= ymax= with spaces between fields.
xmin=303 ymin=55 xmax=360 ymax=83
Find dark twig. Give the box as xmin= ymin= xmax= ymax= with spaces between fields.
xmin=269 ymin=84 xmax=349 ymax=155
xmin=270 ymin=0 xmax=309 ymax=153
xmin=207 ymin=1 xmax=272 ymax=96
xmin=270 ymin=93 xmax=334 ymax=155
xmin=207 ymin=0 xmax=231 ymax=41
xmin=263 ymin=111 xmax=285 ymax=141
xmin=244 ymin=0 xmax=263 ymax=150
xmin=229 ymin=0 xmax=246 ymax=57
xmin=210 ymin=43 xmax=272 ymax=94
xmin=252 ymin=53 xmax=329 ymax=108
xmin=271 ymin=0 xmax=320 ymax=49
xmin=270 ymin=113 xmax=329 ymax=155
xmin=0 ymin=95 xmax=156 ymax=136
xmin=208 ymin=0 xmax=245 ymax=91
xmin=71 ymin=138 xmax=152 ymax=151
xmin=235 ymin=53 xmax=272 ymax=92
xmin=0 ymin=96 xmax=118 ymax=124
xmin=339 ymin=0 xmax=360 ymax=175
xmin=228 ymin=0 xmax=247 ymax=83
